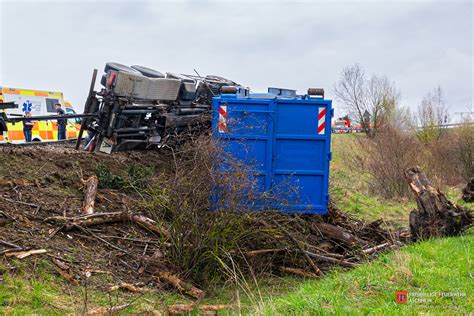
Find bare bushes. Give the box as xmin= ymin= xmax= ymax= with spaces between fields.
xmin=138 ymin=136 xmax=398 ymax=289
xmin=142 ymin=136 xmax=278 ymax=284
xmin=359 ymin=122 xmax=473 ymax=199
xmin=439 ymin=123 xmax=473 ymax=181
xmin=362 ymin=128 xmax=422 ymax=198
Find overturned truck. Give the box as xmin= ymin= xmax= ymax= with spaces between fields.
xmin=77 ymin=62 xmax=246 ymax=153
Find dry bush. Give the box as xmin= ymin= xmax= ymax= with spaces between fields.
xmin=427 ymin=123 xmax=474 ymax=183
xmin=126 ymin=135 xmax=398 ymax=291
xmin=363 ymin=127 xmax=422 ymax=198
xmin=141 ymin=136 xmax=291 ymax=285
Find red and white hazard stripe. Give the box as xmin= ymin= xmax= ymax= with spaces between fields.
xmin=318 ymin=107 xmax=326 ymax=135
xmin=218 ymin=105 xmax=227 ymax=133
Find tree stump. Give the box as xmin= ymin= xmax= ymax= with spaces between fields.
xmin=405 ymin=167 xmax=472 ymax=240
xmin=81 ymin=176 xmax=98 ymax=215
xmin=462 ymin=178 xmax=474 ymax=203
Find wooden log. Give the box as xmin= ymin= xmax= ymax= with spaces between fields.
xmin=304 ymin=250 xmax=356 ymax=267
xmin=156 ymin=271 xmax=205 ymax=300
xmin=314 ymin=222 xmax=368 ymax=247
xmin=130 ymin=214 xmax=171 ymax=239
xmin=405 ymin=166 xmax=473 ymax=240
xmin=272 ymin=220 xmax=323 ymax=276
xmin=47 ymin=212 xmax=170 ymax=239
xmin=81 ymin=176 xmax=98 ymax=215
xmin=4 ymin=249 xmax=47 ymax=259
xmin=109 ymin=283 xmax=158 ymax=294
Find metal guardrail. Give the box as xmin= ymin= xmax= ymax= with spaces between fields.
xmin=332 ymin=122 xmax=473 ymax=133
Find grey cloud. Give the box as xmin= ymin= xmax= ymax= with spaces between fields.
xmin=0 ymin=0 xmax=472 ymax=117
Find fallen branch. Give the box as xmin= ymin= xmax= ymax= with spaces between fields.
xmin=314 ymin=222 xmax=368 ymax=247
xmin=45 ymin=211 xmax=170 ymax=239
xmin=361 ymin=242 xmax=392 ymax=255
xmin=4 ymin=248 xmax=47 ymax=259
xmin=245 ymin=248 xmax=285 ymax=257
xmin=304 ymin=250 xmax=356 ymax=267
xmin=0 ymin=239 xmax=22 ymax=249
xmin=109 ymin=283 xmax=158 ymax=294
xmin=51 ymin=258 xmax=78 ymax=285
xmin=156 ymin=271 xmax=205 ymax=300
xmin=0 ymin=196 xmax=39 ymax=208
xmin=272 ymin=220 xmax=323 ymax=276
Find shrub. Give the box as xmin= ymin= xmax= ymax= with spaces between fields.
xmin=432 ymin=123 xmax=474 ymax=182
xmin=364 ymin=127 xmax=422 ymax=198
xmin=126 ymin=164 xmax=154 ymax=189
xmin=94 ymin=162 xmax=124 ymax=189
xmin=141 ymin=136 xmax=287 ymax=285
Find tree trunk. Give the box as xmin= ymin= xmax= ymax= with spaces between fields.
xmin=405 ymin=167 xmax=472 ymax=240
xmin=314 ymin=222 xmax=368 ymax=247
xmin=462 ymin=178 xmax=474 ymax=203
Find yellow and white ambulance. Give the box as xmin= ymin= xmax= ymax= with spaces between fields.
xmin=0 ymin=87 xmax=80 ymax=143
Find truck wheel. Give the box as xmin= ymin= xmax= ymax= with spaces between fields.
xmin=131 ymin=65 xmax=165 ymax=78
xmin=104 ymin=62 xmax=140 ymax=74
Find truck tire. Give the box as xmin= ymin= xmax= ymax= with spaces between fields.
xmin=131 ymin=65 xmax=165 ymax=78
xmin=104 ymin=62 xmax=140 ymax=74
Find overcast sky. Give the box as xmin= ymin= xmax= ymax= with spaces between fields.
xmin=0 ymin=0 xmax=472 ymax=118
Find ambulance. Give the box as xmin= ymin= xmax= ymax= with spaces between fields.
xmin=0 ymin=87 xmax=81 ymax=143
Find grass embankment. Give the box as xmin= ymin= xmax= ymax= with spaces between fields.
xmin=251 ymin=134 xmax=472 ymax=314
xmin=1 ymin=237 xmax=471 ymax=314
xmin=0 ymin=134 xmax=471 ymax=314
xmin=329 ymin=134 xmax=412 ymax=227
xmin=258 ymin=235 xmax=473 ymax=315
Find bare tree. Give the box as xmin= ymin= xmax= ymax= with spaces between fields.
xmin=334 ymin=64 xmax=399 ymax=136
xmin=390 ymin=105 xmax=414 ymax=130
xmin=416 ymin=86 xmax=450 ymax=143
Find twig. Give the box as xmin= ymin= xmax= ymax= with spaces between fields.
xmin=244 ymin=248 xmax=285 ymax=257
xmin=0 ymin=239 xmax=22 ymax=249
xmin=272 ymin=220 xmax=323 ymax=276
xmin=304 ymin=250 xmax=356 ymax=267
xmin=361 ymin=242 xmax=391 ymax=255
xmin=0 ymin=196 xmax=38 ymax=208
xmin=74 ymin=225 xmax=131 ymax=255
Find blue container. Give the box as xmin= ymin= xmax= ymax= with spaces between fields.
xmin=212 ymin=88 xmax=333 ymax=214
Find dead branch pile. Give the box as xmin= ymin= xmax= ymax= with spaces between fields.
xmin=0 ymin=140 xmax=470 ymax=311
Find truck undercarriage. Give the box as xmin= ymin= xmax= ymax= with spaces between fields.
xmin=79 ymin=62 xmax=247 ymax=153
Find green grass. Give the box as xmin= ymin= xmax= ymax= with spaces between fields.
xmin=0 ymin=134 xmax=471 ymax=314
xmin=257 ymin=236 xmax=473 ymax=315
xmin=0 ymin=258 xmax=187 ymax=314
xmin=329 ymin=134 xmax=415 ymax=228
